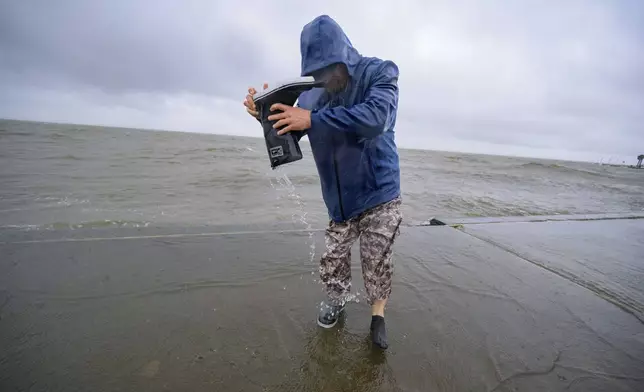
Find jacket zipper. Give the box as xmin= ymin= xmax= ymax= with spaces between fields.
xmin=332 ymin=145 xmax=346 ymax=221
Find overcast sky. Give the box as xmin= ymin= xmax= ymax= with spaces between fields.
xmin=1 ymin=1 xmax=643 ymax=162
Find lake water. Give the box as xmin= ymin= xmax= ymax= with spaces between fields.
xmin=1 ymin=119 xmax=642 ymax=232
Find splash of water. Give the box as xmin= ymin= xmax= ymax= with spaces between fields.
xmin=267 ymin=169 xmax=366 ymax=304
xmin=268 ymin=169 xmax=316 ymax=266
xmin=318 ymin=278 xmax=364 ymax=306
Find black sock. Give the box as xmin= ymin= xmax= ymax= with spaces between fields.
xmin=370 ymin=315 xmax=388 ymax=349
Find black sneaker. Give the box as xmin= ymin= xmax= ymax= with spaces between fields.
xmin=317 ymin=301 xmax=346 ymax=328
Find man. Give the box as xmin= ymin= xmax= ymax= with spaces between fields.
xmin=244 ymin=15 xmax=401 ymax=349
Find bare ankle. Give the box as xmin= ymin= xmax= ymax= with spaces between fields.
xmin=371 ymin=299 xmax=386 ymax=317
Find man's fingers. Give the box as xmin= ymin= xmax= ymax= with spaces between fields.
xmin=263 ymin=83 xmax=269 ymax=90
xmin=245 ymin=94 xmax=256 ymax=110
xmin=272 ymin=118 xmax=290 ymax=129
xmin=246 ymin=108 xmax=259 ymax=117
xmin=270 ymin=103 xmax=288 ymax=112
xmin=277 ymin=125 xmax=294 ymax=135
xmin=267 ymin=111 xmax=288 ymax=121
xmin=243 ymin=100 xmax=256 ymax=113
xmin=248 ymin=87 xmax=256 ymax=95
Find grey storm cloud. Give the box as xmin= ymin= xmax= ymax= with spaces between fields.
xmin=1 ymin=0 xmax=643 ymax=161
xmin=0 ymin=1 xmax=280 ymax=97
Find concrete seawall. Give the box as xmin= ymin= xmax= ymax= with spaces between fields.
xmin=1 ymin=215 xmax=643 ymax=391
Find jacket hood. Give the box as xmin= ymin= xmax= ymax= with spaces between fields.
xmin=300 ymin=15 xmax=361 ymax=77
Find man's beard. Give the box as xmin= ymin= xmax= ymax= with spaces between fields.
xmin=325 ymin=78 xmax=348 ymax=94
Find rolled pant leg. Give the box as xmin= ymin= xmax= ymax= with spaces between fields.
xmin=319 ymin=218 xmax=359 ymax=305
xmin=359 ymin=197 xmax=403 ymax=304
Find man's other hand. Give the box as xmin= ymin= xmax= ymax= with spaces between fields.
xmin=243 ymin=83 xmax=268 ymax=119
xmin=268 ymin=103 xmax=311 ymax=135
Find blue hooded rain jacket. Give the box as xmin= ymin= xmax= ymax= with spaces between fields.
xmin=296 ymin=15 xmax=401 ymax=223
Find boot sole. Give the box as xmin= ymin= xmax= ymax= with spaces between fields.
xmin=317 ymin=318 xmax=338 ymax=329
xmin=316 ymin=307 xmax=345 ymax=329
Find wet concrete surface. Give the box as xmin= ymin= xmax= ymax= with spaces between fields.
xmin=465 ymin=219 xmax=644 ymax=322
xmin=431 ymin=212 xmax=644 ymax=225
xmin=1 ymin=221 xmax=643 ymax=391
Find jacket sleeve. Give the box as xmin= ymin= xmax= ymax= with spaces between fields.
xmin=294 ymin=96 xmax=308 ymax=141
xmin=309 ymin=61 xmax=399 ymax=139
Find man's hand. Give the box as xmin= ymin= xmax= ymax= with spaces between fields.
xmin=268 ymin=103 xmax=311 ymax=135
xmin=243 ymin=83 xmax=268 ymax=119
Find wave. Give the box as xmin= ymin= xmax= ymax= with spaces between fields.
xmin=49 ymin=132 xmax=78 ymax=140
xmin=0 ymin=220 xmax=152 ymax=231
xmin=0 ymin=224 xmax=42 ymax=231
xmin=205 ymin=146 xmax=259 ymax=154
xmin=444 ymin=155 xmax=495 ymax=165
xmin=519 ymin=162 xmax=610 ymax=177
xmin=44 ymin=154 xmax=84 ymax=160
xmin=407 ymin=192 xmax=573 ymax=217
xmin=46 ymin=220 xmax=151 ymax=230
xmin=0 ymin=130 xmax=34 ymax=137
xmin=276 ymin=174 xmax=320 ymax=186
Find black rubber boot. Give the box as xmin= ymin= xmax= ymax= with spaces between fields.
xmin=317 ymin=301 xmax=345 ymax=328
xmin=370 ymin=315 xmax=388 ymax=349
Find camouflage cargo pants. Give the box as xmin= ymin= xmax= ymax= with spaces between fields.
xmin=319 ymin=196 xmax=403 ymax=305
